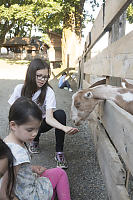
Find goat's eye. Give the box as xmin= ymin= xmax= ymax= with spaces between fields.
xmin=75 ymin=102 xmax=81 ymax=108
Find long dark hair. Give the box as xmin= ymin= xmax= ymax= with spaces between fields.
xmin=21 ymin=58 xmax=52 ymax=106
xmin=0 ymin=139 xmax=15 ymax=199
xmin=9 ymin=97 xmax=42 ymax=125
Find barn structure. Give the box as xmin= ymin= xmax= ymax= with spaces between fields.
xmin=0 ymin=32 xmax=62 ymax=65
xmin=0 ymin=37 xmax=49 ymax=60
xmin=48 ymin=32 xmax=62 ymax=69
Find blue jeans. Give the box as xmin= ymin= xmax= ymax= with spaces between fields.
xmin=59 ymin=80 xmax=71 ymax=89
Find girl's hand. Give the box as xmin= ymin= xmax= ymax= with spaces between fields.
xmin=32 ymin=165 xmax=47 ymax=175
xmin=63 ymin=126 xmax=79 ymax=135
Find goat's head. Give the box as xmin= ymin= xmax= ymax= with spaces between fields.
xmin=71 ymin=89 xmax=99 ymax=125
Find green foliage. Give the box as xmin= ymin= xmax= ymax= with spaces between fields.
xmin=40 ymin=33 xmax=51 ymax=46
xmin=0 ymin=1 xmax=35 ymax=43
xmin=34 ymin=1 xmax=63 ymax=32
xmin=127 ymin=3 xmax=133 ymax=24
xmin=0 ymin=4 xmax=34 ymax=22
xmin=0 ymin=0 xmax=100 ymax=44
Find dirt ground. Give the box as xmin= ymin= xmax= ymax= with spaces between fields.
xmin=0 ymin=59 xmax=108 ymax=200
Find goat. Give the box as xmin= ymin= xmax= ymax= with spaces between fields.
xmin=71 ymin=81 xmax=133 ymax=125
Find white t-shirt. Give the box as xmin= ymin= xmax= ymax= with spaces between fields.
xmin=8 ymin=84 xmax=56 ymax=118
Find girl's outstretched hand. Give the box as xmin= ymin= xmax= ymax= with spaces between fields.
xmin=32 ymin=165 xmax=47 ymax=175
xmin=63 ymin=126 xmax=79 ymax=135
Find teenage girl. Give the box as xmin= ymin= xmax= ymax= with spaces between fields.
xmin=3 ymin=97 xmax=71 ymax=200
xmin=8 ymin=58 xmax=78 ymax=169
xmin=0 ymin=138 xmax=15 ymax=200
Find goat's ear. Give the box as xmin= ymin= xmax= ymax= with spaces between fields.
xmin=84 ymin=91 xmax=93 ymax=98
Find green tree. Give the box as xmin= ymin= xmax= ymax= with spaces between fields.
xmin=0 ymin=0 xmax=62 ymax=44
xmin=0 ymin=0 xmax=35 ymax=43
xmin=127 ymin=3 xmax=133 ymax=24
xmin=0 ymin=0 xmax=99 ymax=69
xmin=0 ymin=0 xmax=99 ymax=44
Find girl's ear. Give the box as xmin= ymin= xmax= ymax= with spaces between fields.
xmin=9 ymin=121 xmax=17 ymax=131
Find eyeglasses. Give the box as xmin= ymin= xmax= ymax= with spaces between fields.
xmin=36 ymin=74 xmax=50 ymax=81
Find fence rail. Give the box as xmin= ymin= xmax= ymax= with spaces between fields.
xmin=77 ymin=0 xmax=133 ymax=199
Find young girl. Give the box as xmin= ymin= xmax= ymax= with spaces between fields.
xmin=8 ymin=58 xmax=78 ymax=169
xmin=0 ymin=138 xmax=15 ymax=200
xmin=4 ymin=97 xmax=71 ymax=200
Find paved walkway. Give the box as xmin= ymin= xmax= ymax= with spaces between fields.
xmin=0 ymin=60 xmax=108 ymax=200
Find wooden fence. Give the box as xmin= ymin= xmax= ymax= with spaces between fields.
xmin=78 ymin=0 xmax=133 ymax=199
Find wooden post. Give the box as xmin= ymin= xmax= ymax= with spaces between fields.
xmin=106 ymin=76 xmax=110 ymax=85
xmin=78 ymin=57 xmax=84 ymax=89
xmin=82 ymin=49 xmax=91 ymax=88
xmin=67 ymin=54 xmax=69 ymax=75
xmin=84 ymin=51 xmax=91 ymax=85
xmin=108 ymin=12 xmax=126 ymax=86
xmin=125 ymin=169 xmax=130 ymax=190
xmin=77 ymin=59 xmax=82 ymax=89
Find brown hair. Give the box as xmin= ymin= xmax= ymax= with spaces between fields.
xmin=21 ymin=58 xmax=52 ymax=106
xmin=0 ymin=138 xmax=15 ymax=199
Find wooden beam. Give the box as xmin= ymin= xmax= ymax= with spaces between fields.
xmin=89 ymin=119 xmax=130 ymax=199
xmin=84 ymin=8 xmax=104 ymax=53
xmin=100 ymin=100 xmax=133 ymax=177
xmin=90 ymin=119 xmax=126 ymax=185
xmin=108 ymin=10 xmax=126 ymax=86
xmin=52 ymin=67 xmax=75 ymax=78
xmin=84 ymin=0 xmax=132 ymax=55
xmin=84 ymin=31 xmax=133 ymax=79
xmin=104 ymin=0 xmax=131 ymax=29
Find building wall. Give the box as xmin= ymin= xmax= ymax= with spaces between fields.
xmin=62 ymin=27 xmax=80 ymax=69
xmin=48 ymin=33 xmax=62 ymax=62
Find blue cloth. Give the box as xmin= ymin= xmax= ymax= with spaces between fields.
xmin=58 ymin=75 xmax=66 ymax=88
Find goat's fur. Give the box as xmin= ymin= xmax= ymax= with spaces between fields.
xmin=71 ymin=79 xmax=133 ymax=125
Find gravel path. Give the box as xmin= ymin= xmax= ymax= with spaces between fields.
xmin=0 ymin=60 xmax=108 ymax=200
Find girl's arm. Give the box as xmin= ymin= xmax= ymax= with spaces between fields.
xmin=0 ymin=171 xmax=9 ymax=200
xmin=0 ymin=166 xmax=20 ymax=200
xmin=31 ymin=165 xmax=46 ymax=175
xmin=46 ymin=109 xmax=78 ymax=135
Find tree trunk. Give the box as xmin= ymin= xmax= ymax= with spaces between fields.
xmin=0 ymin=21 xmax=14 ymax=45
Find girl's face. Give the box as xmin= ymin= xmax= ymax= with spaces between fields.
xmin=0 ymin=158 xmax=8 ymax=178
xmin=36 ymin=69 xmax=49 ymax=88
xmin=10 ymin=118 xmax=41 ymax=143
